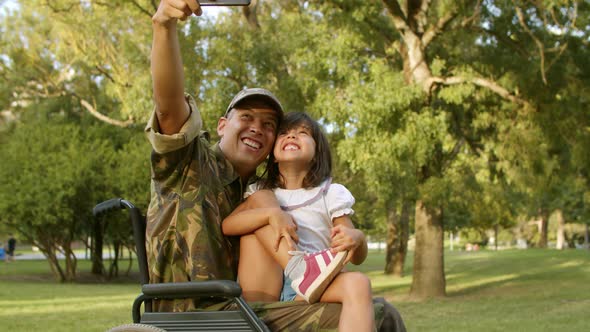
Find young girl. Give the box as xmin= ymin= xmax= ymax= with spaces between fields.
xmin=222 ymin=112 xmax=374 ymax=332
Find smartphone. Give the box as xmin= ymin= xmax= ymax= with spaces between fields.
xmin=199 ymin=0 xmax=251 ymax=6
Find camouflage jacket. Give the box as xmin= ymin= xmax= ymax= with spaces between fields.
xmin=145 ymin=95 xmax=243 ymax=311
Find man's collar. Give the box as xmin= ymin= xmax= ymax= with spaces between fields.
xmin=212 ymin=142 xmax=263 ymax=188
xmin=212 ymin=142 xmax=241 ymax=186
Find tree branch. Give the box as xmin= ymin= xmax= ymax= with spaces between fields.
xmin=514 ymin=4 xmax=548 ymax=85
xmin=242 ymin=0 xmax=260 ymax=29
xmin=405 ymin=0 xmax=431 ymax=34
xmin=442 ymin=138 xmax=465 ymax=172
xmin=416 ymin=0 xmax=432 ymax=32
xmin=428 ymin=75 xmax=531 ymax=107
xmin=79 ymin=99 xmax=134 ymax=127
xmin=43 ymin=0 xmax=75 ymax=13
xmin=128 ymin=0 xmax=154 ymax=18
xmin=459 ymin=0 xmax=482 ymax=27
xmin=545 ymin=42 xmax=568 ymax=74
xmin=331 ymin=0 xmax=397 ymax=45
xmin=422 ymin=11 xmax=457 ymax=47
xmin=471 ymin=25 xmax=528 ymax=57
xmin=382 ymin=0 xmax=410 ymax=32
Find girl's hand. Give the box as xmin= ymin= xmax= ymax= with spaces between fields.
xmin=330 ymin=224 xmax=364 ymax=263
xmin=268 ymin=210 xmax=298 ymax=252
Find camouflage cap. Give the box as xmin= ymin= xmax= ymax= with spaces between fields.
xmin=225 ymin=88 xmax=284 ymax=118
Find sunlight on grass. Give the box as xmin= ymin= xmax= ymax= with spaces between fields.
xmin=0 ymin=296 xmax=132 ymax=315
xmin=555 ymin=260 xmax=586 ymax=268
xmin=0 ymin=294 xmax=133 ymax=308
xmin=368 ymin=273 xmax=411 ymax=288
xmin=447 ymin=273 xmax=519 ymax=292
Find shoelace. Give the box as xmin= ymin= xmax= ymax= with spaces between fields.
xmin=287 ymin=250 xmax=308 ymax=256
xmin=288 ymin=249 xmax=336 ymax=258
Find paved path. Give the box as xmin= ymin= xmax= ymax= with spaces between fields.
xmin=13 ymin=252 xmax=115 ymax=260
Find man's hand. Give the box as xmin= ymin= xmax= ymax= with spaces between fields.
xmin=153 ymin=0 xmax=202 ymax=27
xmin=268 ymin=209 xmax=299 ymax=252
xmin=330 ymin=224 xmax=365 ymax=264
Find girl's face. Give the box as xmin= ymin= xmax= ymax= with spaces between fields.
xmin=273 ymin=123 xmax=316 ymax=167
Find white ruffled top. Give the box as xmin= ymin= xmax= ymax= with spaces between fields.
xmin=245 ymin=179 xmax=355 ymax=253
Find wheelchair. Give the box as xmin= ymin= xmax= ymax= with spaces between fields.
xmin=93 ymin=198 xmax=269 ymax=332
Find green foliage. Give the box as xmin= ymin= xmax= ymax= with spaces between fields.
xmin=0 ymin=108 xmax=149 ymax=279
xmin=0 ymin=1 xmax=154 ymax=122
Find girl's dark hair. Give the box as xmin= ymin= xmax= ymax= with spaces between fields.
xmin=261 ymin=112 xmax=332 ymax=189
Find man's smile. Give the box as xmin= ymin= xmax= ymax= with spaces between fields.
xmin=242 ymin=137 xmax=262 ymax=150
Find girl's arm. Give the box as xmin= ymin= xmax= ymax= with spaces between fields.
xmin=330 ymin=215 xmax=368 ymax=265
xmin=222 ymin=205 xmax=283 ymax=235
xmin=222 ymin=190 xmax=299 ymax=250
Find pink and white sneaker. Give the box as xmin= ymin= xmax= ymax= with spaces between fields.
xmin=286 ymin=249 xmax=348 ymax=303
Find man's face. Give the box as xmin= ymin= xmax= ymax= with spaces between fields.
xmin=217 ymin=107 xmax=278 ymax=178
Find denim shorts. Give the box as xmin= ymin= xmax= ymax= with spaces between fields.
xmin=280 ymin=276 xmax=297 ymax=301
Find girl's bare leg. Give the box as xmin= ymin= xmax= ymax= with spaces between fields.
xmin=319 ymin=271 xmax=374 ymax=332
xmin=235 ymin=190 xmax=293 ymax=302
xmin=238 ymin=233 xmax=283 ymax=301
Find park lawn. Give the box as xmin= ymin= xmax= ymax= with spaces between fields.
xmin=0 ymin=249 xmax=588 ymax=331
xmin=0 ymin=260 xmax=140 ymax=331
xmin=350 ymin=249 xmax=590 ymax=332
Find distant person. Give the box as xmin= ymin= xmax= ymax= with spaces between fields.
xmin=0 ymin=241 xmax=5 ymax=261
xmin=6 ymin=234 xmax=16 ymax=262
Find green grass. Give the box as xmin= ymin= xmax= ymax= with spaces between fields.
xmin=1 ymin=249 xmax=589 ymax=331
xmin=350 ymin=249 xmax=590 ymax=331
xmin=0 ymin=260 xmax=140 ymax=331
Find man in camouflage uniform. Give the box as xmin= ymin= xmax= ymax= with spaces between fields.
xmin=147 ymin=1 xmax=406 ymax=331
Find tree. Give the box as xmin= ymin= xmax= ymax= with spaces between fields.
xmin=0 ymin=113 xmax=117 ymax=281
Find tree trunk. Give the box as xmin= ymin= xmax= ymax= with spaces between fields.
xmin=63 ymin=244 xmax=77 ymax=281
xmin=494 ymin=224 xmax=499 ymax=250
xmin=384 ymin=200 xmax=411 ymax=276
xmin=108 ymin=241 xmax=121 ymax=279
xmin=555 ymin=209 xmax=565 ymax=250
xmin=91 ymin=218 xmax=105 ymax=275
xmin=384 ymin=207 xmax=400 ymax=275
xmin=403 ymin=32 xmax=433 ymax=91
xmin=392 ymin=200 xmax=411 ymax=276
xmin=126 ymin=246 xmax=134 ymax=276
xmin=410 ymin=200 xmax=446 ymax=299
xmin=585 ymin=224 xmax=589 ymax=249
xmin=43 ymin=248 xmax=67 ymax=282
xmin=537 ymin=211 xmax=549 ymax=248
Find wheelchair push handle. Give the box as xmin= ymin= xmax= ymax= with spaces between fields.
xmin=92 ymin=198 xmax=149 ymax=286
xmin=93 ymin=198 xmax=136 ymax=216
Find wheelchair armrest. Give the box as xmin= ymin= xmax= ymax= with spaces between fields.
xmin=142 ymin=280 xmax=242 ymax=299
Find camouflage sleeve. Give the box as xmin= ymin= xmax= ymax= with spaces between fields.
xmin=145 ymin=94 xmax=203 ymax=154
